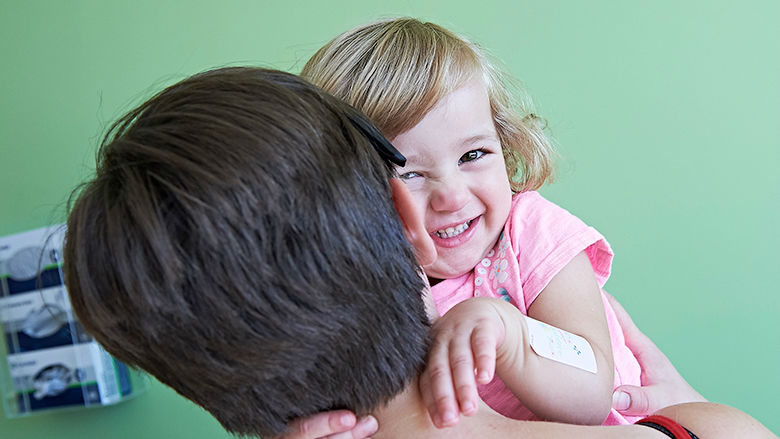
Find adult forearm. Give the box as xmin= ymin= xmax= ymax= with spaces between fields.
xmin=653 ymin=403 xmax=777 ymax=439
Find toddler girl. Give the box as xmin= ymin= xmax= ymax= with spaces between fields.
xmin=301 ymin=17 xmax=643 ymax=427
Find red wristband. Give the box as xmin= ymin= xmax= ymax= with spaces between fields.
xmin=636 ymin=415 xmax=693 ymax=439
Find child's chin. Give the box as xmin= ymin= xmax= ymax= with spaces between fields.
xmin=426 ymin=258 xmax=479 ymax=281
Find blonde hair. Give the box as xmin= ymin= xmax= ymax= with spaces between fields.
xmin=302 ymin=17 xmax=556 ymax=192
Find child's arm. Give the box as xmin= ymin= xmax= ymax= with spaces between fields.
xmin=419 ymin=251 xmax=615 ymax=427
xmin=522 ymin=250 xmax=616 ymax=423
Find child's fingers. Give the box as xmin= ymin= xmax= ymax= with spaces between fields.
xmin=470 ymin=325 xmax=498 ymax=384
xmin=419 ymin=340 xmax=460 ymax=428
xmin=447 ymin=334 xmax=480 ymax=416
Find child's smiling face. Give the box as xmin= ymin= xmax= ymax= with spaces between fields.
xmin=392 ymin=79 xmax=513 ymax=281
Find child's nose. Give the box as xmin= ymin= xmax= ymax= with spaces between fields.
xmin=429 ymin=176 xmax=470 ymax=213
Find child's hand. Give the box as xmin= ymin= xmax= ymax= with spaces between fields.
xmin=279 ymin=411 xmax=378 ymax=439
xmin=418 ymin=298 xmax=509 ymax=428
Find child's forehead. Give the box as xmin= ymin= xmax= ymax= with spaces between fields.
xmin=391 ymin=80 xmax=499 ymax=160
xmin=413 ymin=78 xmax=494 ymax=127
xmin=386 ymin=72 xmax=491 ymax=135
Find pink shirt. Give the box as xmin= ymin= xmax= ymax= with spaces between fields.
xmin=431 ymin=191 xmax=642 ymax=425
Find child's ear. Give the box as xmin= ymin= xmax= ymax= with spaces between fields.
xmin=390 ymin=178 xmax=436 ymax=266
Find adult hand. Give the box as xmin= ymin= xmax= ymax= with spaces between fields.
xmin=279 ymin=411 xmax=378 ymax=439
xmin=606 ymin=292 xmax=706 ymax=416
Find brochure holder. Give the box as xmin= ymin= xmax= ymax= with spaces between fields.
xmin=0 ymin=225 xmax=146 ymax=418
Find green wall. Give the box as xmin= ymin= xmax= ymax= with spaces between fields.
xmin=1 ymin=1 xmax=777 ymax=437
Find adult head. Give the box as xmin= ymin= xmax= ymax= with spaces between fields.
xmin=64 ymin=67 xmax=432 ymax=438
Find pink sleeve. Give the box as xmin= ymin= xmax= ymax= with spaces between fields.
xmin=507 ymin=192 xmax=614 ymax=306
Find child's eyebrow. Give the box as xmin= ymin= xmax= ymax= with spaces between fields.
xmin=395 ymin=150 xmax=424 ymax=167
xmin=459 ymin=132 xmax=500 ymax=146
xmin=394 ymin=148 xmax=435 ymax=168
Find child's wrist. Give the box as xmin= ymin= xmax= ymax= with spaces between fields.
xmin=490 ymin=299 xmax=525 ymax=374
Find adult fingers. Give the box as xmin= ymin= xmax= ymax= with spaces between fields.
xmin=283 ymin=411 xmax=359 ymax=439
xmin=324 ymin=416 xmax=379 ymax=439
xmin=603 ymin=291 xmax=659 ymax=363
xmin=603 ymin=291 xmax=640 ymax=339
xmin=612 ymin=385 xmax=654 ymax=416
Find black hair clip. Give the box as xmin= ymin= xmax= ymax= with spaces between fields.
xmin=345 ymin=109 xmax=406 ymax=167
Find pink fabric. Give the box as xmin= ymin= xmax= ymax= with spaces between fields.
xmin=431 ymin=191 xmax=642 ymax=425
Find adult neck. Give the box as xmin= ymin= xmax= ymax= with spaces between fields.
xmin=372 ymin=378 xmax=504 ymax=439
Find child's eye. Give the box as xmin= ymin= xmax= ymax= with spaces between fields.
xmin=459 ymin=149 xmax=486 ymax=164
xmin=399 ymin=171 xmax=421 ymax=180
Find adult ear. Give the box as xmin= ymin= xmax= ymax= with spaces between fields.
xmin=390 ymin=178 xmax=436 ymax=266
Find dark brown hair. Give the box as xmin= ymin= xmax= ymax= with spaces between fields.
xmin=64 ymin=67 xmax=429 ymax=438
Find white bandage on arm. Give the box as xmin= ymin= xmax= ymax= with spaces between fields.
xmin=525 ymin=316 xmax=598 ymax=373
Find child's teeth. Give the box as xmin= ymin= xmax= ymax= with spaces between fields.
xmin=436 ymin=220 xmax=471 ymax=238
